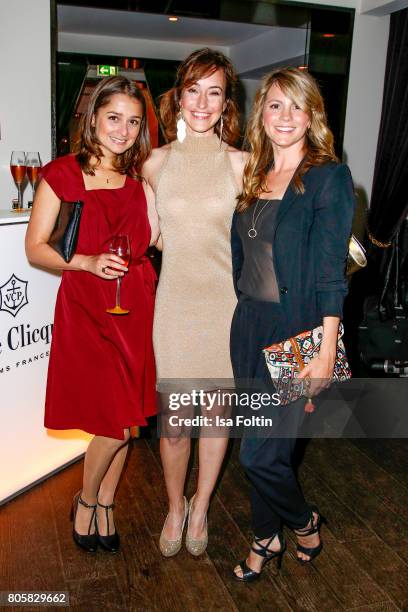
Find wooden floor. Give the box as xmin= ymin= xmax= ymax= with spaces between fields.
xmin=1 ymin=437 xmax=408 ymax=612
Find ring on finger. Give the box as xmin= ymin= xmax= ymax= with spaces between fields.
xmin=102 ymin=266 xmax=108 ymax=274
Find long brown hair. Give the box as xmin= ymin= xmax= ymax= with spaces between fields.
xmin=160 ymin=47 xmax=240 ymax=145
xmin=238 ymin=67 xmax=338 ymax=211
xmin=75 ymin=76 xmax=150 ymax=179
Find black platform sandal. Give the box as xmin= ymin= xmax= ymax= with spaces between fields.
xmin=71 ymin=491 xmax=98 ymax=553
xmin=294 ymin=505 xmax=326 ymax=564
xmin=233 ymin=532 xmax=286 ymax=583
xmin=96 ymin=499 xmax=120 ymax=553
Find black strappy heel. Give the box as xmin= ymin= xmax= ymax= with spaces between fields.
xmin=233 ymin=532 xmax=286 ymax=583
xmin=70 ymin=491 xmax=98 ymax=553
xmin=96 ymin=499 xmax=120 ymax=553
xmin=294 ymin=505 xmax=326 ymax=564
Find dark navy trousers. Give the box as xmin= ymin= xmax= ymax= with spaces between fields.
xmin=231 ymin=296 xmax=311 ymax=537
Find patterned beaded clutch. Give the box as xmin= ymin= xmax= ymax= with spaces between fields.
xmin=263 ymin=323 xmax=351 ymax=410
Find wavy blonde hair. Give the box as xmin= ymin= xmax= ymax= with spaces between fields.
xmin=238 ymin=67 xmax=338 ymax=211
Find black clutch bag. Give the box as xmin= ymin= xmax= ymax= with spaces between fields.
xmin=48 ymin=200 xmax=84 ymax=263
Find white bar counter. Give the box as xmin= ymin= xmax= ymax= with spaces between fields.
xmin=0 ymin=211 xmax=89 ymax=504
xmin=0 ymin=210 xmax=32 ymax=225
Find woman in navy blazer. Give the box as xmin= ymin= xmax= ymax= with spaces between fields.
xmin=231 ymin=67 xmax=355 ymax=582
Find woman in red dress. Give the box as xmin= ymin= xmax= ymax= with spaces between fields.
xmin=25 ymin=76 xmax=159 ymax=553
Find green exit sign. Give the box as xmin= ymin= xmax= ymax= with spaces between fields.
xmin=97 ymin=65 xmax=118 ymax=77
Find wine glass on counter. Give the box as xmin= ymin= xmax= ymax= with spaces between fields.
xmin=26 ymin=152 xmax=42 ymax=200
xmin=106 ymin=235 xmax=131 ymax=315
xmin=10 ymin=151 xmax=26 ymax=209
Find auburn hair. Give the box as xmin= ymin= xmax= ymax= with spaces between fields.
xmin=238 ymin=67 xmax=338 ymax=211
xmin=74 ymin=76 xmax=150 ymax=180
xmin=159 ymin=47 xmax=240 ymax=146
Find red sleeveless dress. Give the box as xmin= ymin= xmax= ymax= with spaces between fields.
xmin=43 ymin=155 xmax=157 ymax=440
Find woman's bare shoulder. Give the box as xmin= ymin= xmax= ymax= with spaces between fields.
xmin=154 ymin=143 xmax=172 ymax=155
xmin=142 ymin=144 xmax=172 ymax=181
xmin=145 ymin=144 xmax=171 ymax=164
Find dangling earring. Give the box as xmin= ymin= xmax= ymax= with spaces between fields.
xmin=219 ymin=114 xmax=224 ymax=148
xmin=176 ymin=110 xmax=186 ymax=143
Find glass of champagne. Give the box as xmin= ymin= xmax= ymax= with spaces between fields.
xmin=26 ymin=152 xmax=42 ymax=200
xmin=106 ymin=235 xmax=131 ymax=315
xmin=10 ymin=151 xmax=26 ymax=209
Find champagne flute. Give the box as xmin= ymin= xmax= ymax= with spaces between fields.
xmin=106 ymin=235 xmax=131 ymax=315
xmin=10 ymin=151 xmax=26 ymax=209
xmin=26 ymin=152 xmax=42 ymax=200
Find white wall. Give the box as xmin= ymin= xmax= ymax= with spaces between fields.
xmin=343 ymin=12 xmax=389 ymax=205
xmin=0 ymin=0 xmax=52 ymax=210
xmin=58 ymin=32 xmax=228 ymax=61
xmin=359 ymin=0 xmax=408 ymax=14
xmin=289 ymin=0 xmax=407 ymax=13
xmin=229 ymin=27 xmax=307 ymax=76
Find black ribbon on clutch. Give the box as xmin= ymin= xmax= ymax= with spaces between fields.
xmin=48 ymin=200 xmax=84 ymax=263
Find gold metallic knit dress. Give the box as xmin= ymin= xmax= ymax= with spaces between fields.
xmin=153 ymin=133 xmax=238 ymax=382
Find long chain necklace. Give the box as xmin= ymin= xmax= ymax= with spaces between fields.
xmin=248 ymin=199 xmax=272 ymax=238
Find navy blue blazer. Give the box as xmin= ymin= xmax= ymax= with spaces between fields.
xmin=231 ymin=162 xmax=356 ymax=338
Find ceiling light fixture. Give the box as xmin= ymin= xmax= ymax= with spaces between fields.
xmin=168 ymin=16 xmax=178 ymax=22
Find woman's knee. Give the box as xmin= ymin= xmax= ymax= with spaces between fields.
xmin=94 ymin=431 xmax=130 ymax=452
xmin=161 ymin=435 xmax=190 ymax=449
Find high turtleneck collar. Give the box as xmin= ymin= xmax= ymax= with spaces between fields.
xmin=172 ymin=132 xmax=225 ymax=154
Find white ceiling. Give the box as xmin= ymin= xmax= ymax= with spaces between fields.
xmin=57 ymin=6 xmax=273 ymax=46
